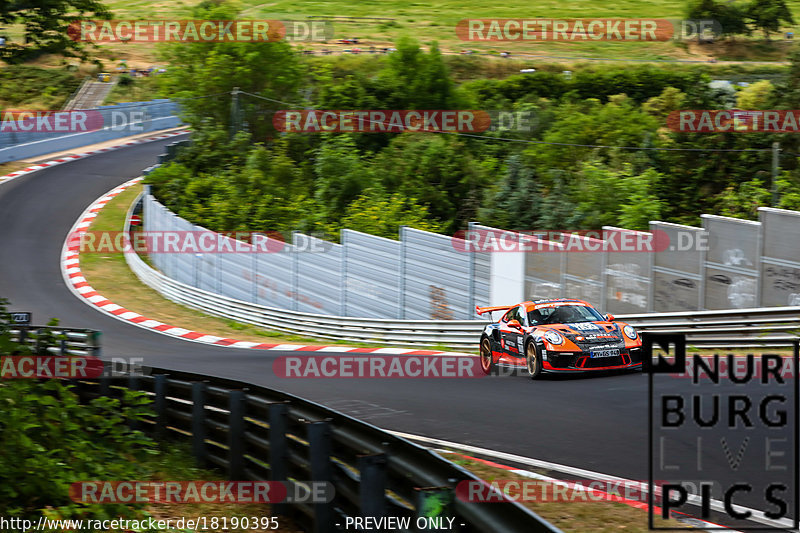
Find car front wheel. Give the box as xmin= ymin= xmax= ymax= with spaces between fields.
xmin=526 ymin=341 xmax=542 ymax=379
xmin=480 ymin=337 xmax=495 ymax=375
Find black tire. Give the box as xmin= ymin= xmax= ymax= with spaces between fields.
xmin=526 ymin=341 xmax=543 ymax=379
xmin=479 ymin=337 xmax=495 ymax=375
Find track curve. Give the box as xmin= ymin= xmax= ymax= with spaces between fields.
xmin=0 ymin=137 xmax=788 ymax=524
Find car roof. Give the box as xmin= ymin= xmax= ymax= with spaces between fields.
xmin=521 ymin=298 xmax=592 ymax=311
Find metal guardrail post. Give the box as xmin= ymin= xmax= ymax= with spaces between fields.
xmin=153 ymin=374 xmax=167 ymax=438
xmin=307 ymin=421 xmax=334 ymax=533
xmin=191 ymin=381 xmax=207 ymax=467
xmin=269 ymin=402 xmax=289 ymax=515
xmin=98 ymin=375 xmax=110 ymax=397
xmin=358 ymin=454 xmax=387 ymax=518
xmin=414 ymin=486 xmax=454 ymax=532
xmin=399 ymin=226 xmax=407 ymax=319
xmin=128 ymin=375 xmax=141 ymax=431
xmin=228 ymin=389 xmax=246 ymax=479
xmin=91 ymin=330 xmax=102 ymax=357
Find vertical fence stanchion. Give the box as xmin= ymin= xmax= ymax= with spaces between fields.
xmin=228 ymin=389 xmax=246 ymax=480
xmin=127 ymin=374 xmax=141 ymax=431
xmin=92 ymin=331 xmax=102 ymax=358
xmin=269 ymin=402 xmax=289 ymax=515
xmin=399 ymin=226 xmax=407 ymax=319
xmin=358 ymin=454 xmax=387 ymax=518
xmin=192 ymin=381 xmax=207 ymax=467
xmin=307 ymin=421 xmax=333 ymax=533
xmin=98 ymin=374 xmax=110 ymax=397
xmin=153 ymin=374 xmax=167 ymax=438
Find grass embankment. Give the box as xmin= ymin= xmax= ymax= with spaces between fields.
xmin=124 ymin=442 xmax=302 ymax=533
xmin=98 ymin=0 xmax=800 ymax=63
xmin=450 ymin=454 xmax=692 ymax=532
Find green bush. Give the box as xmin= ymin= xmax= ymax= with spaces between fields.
xmin=0 ymin=299 xmax=158 ymax=521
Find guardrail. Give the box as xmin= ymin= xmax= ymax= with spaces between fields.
xmin=122 ymin=192 xmax=799 ymax=349
xmin=71 ymin=365 xmax=562 ymax=533
xmin=8 ymin=326 xmax=101 ymax=356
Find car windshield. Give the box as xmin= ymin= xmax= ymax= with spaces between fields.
xmin=527 ymin=304 xmax=604 ymax=325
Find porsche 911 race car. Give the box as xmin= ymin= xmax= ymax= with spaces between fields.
xmin=476 ymin=298 xmax=642 ymax=378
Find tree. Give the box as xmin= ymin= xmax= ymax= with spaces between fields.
xmin=686 ymin=0 xmax=749 ymax=39
xmin=643 ymin=87 xmax=687 ymax=118
xmin=736 ymin=80 xmax=775 ymax=109
xmin=570 ymin=162 xmax=663 ymax=231
xmin=716 ymin=178 xmax=772 ymax=218
xmin=746 ymin=0 xmax=794 ymax=40
xmin=376 ymin=38 xmax=463 ymax=109
xmin=313 ymin=135 xmax=371 ymax=220
xmin=478 ymin=155 xmax=542 ymax=231
xmin=338 ymin=190 xmax=443 ymax=239
xmin=156 ymin=1 xmax=302 ymax=141
xmin=0 ymin=0 xmax=112 ymax=63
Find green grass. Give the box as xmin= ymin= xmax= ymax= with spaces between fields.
xmin=445 ymin=452 xmax=691 ymax=532
xmin=129 ymin=441 xmax=301 ymax=532
xmin=105 ymin=74 xmax=163 ymax=104
xmin=93 ymin=0 xmax=800 ymax=63
xmin=0 ymin=65 xmax=83 ymax=110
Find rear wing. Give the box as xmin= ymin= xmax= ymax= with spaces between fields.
xmin=475 ymin=305 xmax=513 ymax=317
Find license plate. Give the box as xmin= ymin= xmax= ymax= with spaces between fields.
xmin=590 ymin=349 xmax=620 ymax=358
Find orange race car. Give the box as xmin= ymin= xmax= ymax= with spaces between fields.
xmin=476 ymin=298 xmax=642 ymax=378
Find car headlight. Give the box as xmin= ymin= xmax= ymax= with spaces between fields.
xmin=544 ymin=330 xmax=564 ymax=345
xmin=623 ymin=325 xmax=638 ymax=340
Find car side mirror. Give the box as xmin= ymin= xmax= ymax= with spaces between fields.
xmin=604 ymin=314 xmax=615 ymax=322
xmin=507 ymin=320 xmax=522 ymax=329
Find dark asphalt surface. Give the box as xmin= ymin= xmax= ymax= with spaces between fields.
xmin=0 ymin=136 xmax=794 ymax=528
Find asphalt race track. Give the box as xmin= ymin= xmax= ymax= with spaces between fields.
xmin=0 ymin=136 xmax=794 ymax=528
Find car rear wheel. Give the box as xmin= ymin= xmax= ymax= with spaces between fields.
xmin=526 ymin=341 xmax=542 ymax=379
xmin=479 ymin=338 xmax=495 ymax=375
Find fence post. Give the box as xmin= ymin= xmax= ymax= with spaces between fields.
xmin=292 ymin=232 xmax=299 ymax=311
xmin=467 ymin=222 xmax=477 ymax=320
xmin=307 ymin=421 xmax=333 ymax=533
xmin=399 ymin=226 xmax=407 ymax=319
xmin=98 ymin=375 xmax=110 ymax=397
xmin=126 ymin=375 xmax=142 ymax=431
xmin=269 ymin=402 xmax=289 ymax=515
xmin=192 ymin=382 xmax=207 ymax=467
xmin=341 ymin=230 xmax=348 ymax=316
xmin=153 ymin=374 xmax=167 ymax=438
xmin=358 ymin=454 xmax=387 ymax=518
xmin=228 ymin=389 xmax=246 ymax=479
